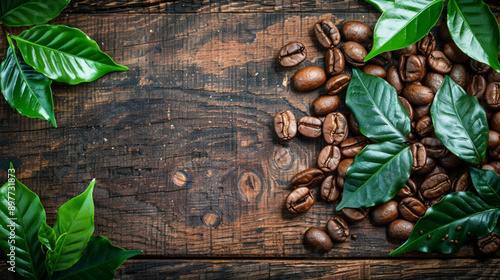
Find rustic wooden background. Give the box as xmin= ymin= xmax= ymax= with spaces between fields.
xmin=1 ymin=0 xmax=500 ymax=279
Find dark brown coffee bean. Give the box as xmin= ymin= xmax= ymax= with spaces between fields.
xmin=323 ymin=112 xmax=349 ymax=145
xmin=394 ymin=43 xmax=418 ymax=57
xmin=325 ymin=74 xmax=350 ymax=95
xmin=428 ymin=50 xmax=452 ymax=74
xmin=482 ymin=164 xmax=498 ymax=173
xmin=413 ymin=156 xmax=437 ymax=176
xmin=489 ymin=144 xmax=500 ymax=160
xmin=438 ymin=23 xmax=452 ymax=42
xmin=318 ymin=145 xmax=341 ymax=173
xmin=451 ymin=171 xmax=472 ymax=192
xmin=340 ymin=136 xmax=368 ymax=158
xmin=490 ymin=111 xmax=500 ymax=133
xmin=398 ymin=96 xmax=414 ymax=121
xmin=418 ymin=32 xmax=436 ymax=56
xmin=466 ymin=75 xmax=487 ymax=99
xmin=341 ymin=21 xmax=372 ymax=43
xmin=443 ymin=42 xmax=469 ymax=63
xmin=399 ymin=54 xmax=425 ymax=83
xmin=298 ymin=116 xmax=322 ymax=138
xmin=411 ymin=143 xmax=427 ymax=172
xmin=348 ymin=113 xmax=361 ymax=136
xmin=387 ymin=66 xmax=404 ymax=94
xmin=449 ymin=64 xmax=467 ymax=88
xmin=471 ymin=59 xmax=491 ymax=74
xmin=286 ymin=187 xmax=314 ymax=214
xmin=478 ymin=232 xmax=500 ymax=254
xmin=413 ymin=103 xmax=431 ymax=122
xmin=291 ymin=168 xmax=325 ymax=189
xmin=327 ymin=216 xmax=350 ymax=242
xmin=399 ymin=197 xmax=426 ymax=222
xmin=403 ymin=84 xmax=434 ymax=106
xmin=371 ymin=200 xmax=399 ymax=226
xmin=487 ymin=68 xmax=500 ymax=83
xmin=278 ymin=42 xmax=307 ymax=67
xmin=320 ymin=175 xmax=341 ymax=202
xmin=362 ymin=64 xmax=386 ymax=78
xmin=293 ymin=66 xmax=327 ymax=92
xmin=388 ymin=219 xmax=414 ymax=241
xmin=397 ymin=178 xmax=417 ymax=198
xmin=314 ymin=19 xmax=341 ymax=49
xmin=439 ymin=152 xmax=462 ymax=169
xmin=274 ymin=110 xmax=297 ymax=141
xmin=417 ymin=55 xmax=427 ymax=79
xmin=341 ymin=41 xmax=367 ymax=68
xmin=421 ymin=137 xmax=448 ymax=158
xmin=428 ymin=165 xmax=448 ymax=177
xmin=415 ymin=115 xmax=433 ymax=138
xmin=423 ymin=72 xmax=444 ymax=94
xmin=486 ymin=82 xmax=500 ymax=110
xmin=342 ymin=207 xmax=368 ymax=221
xmin=324 ymin=47 xmax=345 ymax=76
xmin=304 ymin=227 xmax=333 ymax=254
xmin=420 ymin=173 xmax=451 ymax=199
xmin=489 ymin=130 xmax=500 ymax=149
xmin=370 ymin=51 xmax=392 ymax=66
xmin=336 ymin=158 xmax=353 ymax=188
xmin=312 ymin=95 xmax=340 ymax=116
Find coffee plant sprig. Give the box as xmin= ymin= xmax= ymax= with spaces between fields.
xmin=0 ymin=0 xmax=128 ymax=127
xmin=364 ymin=0 xmax=500 ymax=73
xmin=0 ymin=164 xmax=141 ymax=279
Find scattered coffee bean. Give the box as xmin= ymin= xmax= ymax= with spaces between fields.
xmin=341 ymin=21 xmax=372 ymax=43
xmin=341 ymin=41 xmax=367 ymax=68
xmin=323 ymin=112 xmax=349 ymax=145
xmin=388 ymin=219 xmax=414 ymax=241
xmin=274 ymin=110 xmax=297 ymax=141
xmin=293 ymin=66 xmax=327 ymax=92
xmin=325 ymin=47 xmax=345 ymax=76
xmin=278 ymin=42 xmax=307 ymax=67
xmin=325 ymin=73 xmax=350 ymax=95
xmin=298 ymin=116 xmax=323 ymax=138
xmin=327 ymin=216 xmax=350 ymax=242
xmin=304 ymin=227 xmax=333 ymax=253
xmin=318 ymin=145 xmax=341 ymax=173
xmin=286 ymin=187 xmax=314 ymax=214
xmin=371 ymin=200 xmax=399 ymax=226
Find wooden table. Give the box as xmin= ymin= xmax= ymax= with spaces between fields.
xmin=1 ymin=0 xmax=500 ymax=279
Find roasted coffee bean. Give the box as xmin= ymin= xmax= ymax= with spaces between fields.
xmin=414 ymin=103 xmax=432 ymax=122
xmin=387 ymin=66 xmax=404 ymax=94
xmin=325 ymin=74 xmax=350 ymax=95
xmin=471 ymin=59 xmax=491 ymax=74
xmin=417 ymin=55 xmax=428 ymax=79
xmin=286 ymin=187 xmax=314 ymax=214
xmin=451 ymin=171 xmax=472 ymax=192
xmin=402 ymin=84 xmax=434 ymax=106
xmin=399 ymin=197 xmax=426 ymax=222
xmin=399 ymin=54 xmax=425 ymax=83
xmin=420 ymin=173 xmax=451 ymax=199
xmin=490 ymin=111 xmax=500 ymax=133
xmin=318 ymin=145 xmax=341 ymax=173
xmin=478 ymin=232 xmax=500 ymax=254
xmin=278 ymin=42 xmax=307 ymax=67
xmin=449 ymin=64 xmax=467 ymax=88
xmin=371 ymin=200 xmax=399 ymax=226
xmin=321 ymin=175 xmax=341 ymax=202
xmin=413 ymin=156 xmax=437 ymax=176
xmin=324 ymin=47 xmax=345 ymax=76
xmin=291 ymin=168 xmax=325 ymax=189
xmin=428 ymin=165 xmax=448 ymax=177
xmin=341 ymin=41 xmax=367 ymax=68
xmin=341 ymin=21 xmax=372 ymax=43
xmin=421 ymin=137 xmax=448 ymax=158
xmin=482 ymin=164 xmax=498 ymax=173
xmin=489 ymin=161 xmax=500 ymax=174
xmin=348 ymin=113 xmax=361 ymax=136
xmin=423 ymin=72 xmax=444 ymax=94
xmin=388 ymin=219 xmax=414 ymax=241
xmin=397 ymin=178 xmax=418 ymax=198
xmin=439 ymin=152 xmax=462 ymax=169
xmin=274 ymin=110 xmax=297 ymax=141
xmin=323 ymin=112 xmax=349 ymax=145
xmin=418 ymin=32 xmax=436 ymax=56
xmin=398 ymin=96 xmax=414 ymax=121
xmin=443 ymin=42 xmax=469 ymax=63
xmin=489 ymin=141 xmax=500 ymax=160
xmin=298 ymin=116 xmax=322 ymax=138
xmin=370 ymin=51 xmax=392 ymax=66
xmin=428 ymin=50 xmax=452 ymax=74
xmin=394 ymin=43 xmax=418 ymax=57
xmin=489 ymin=130 xmax=500 ymax=149
xmin=486 ymin=83 xmax=500 ymax=110
xmin=362 ymin=64 xmax=386 ymax=78
xmin=304 ymin=227 xmax=333 ymax=254
xmin=336 ymin=158 xmax=353 ymax=188
xmin=312 ymin=95 xmax=340 ymax=116
xmin=340 ymin=136 xmax=368 ymax=158
xmin=314 ymin=19 xmax=341 ymax=48
xmin=415 ymin=115 xmax=433 ymax=138
xmin=488 ymin=68 xmax=500 ymax=83
xmin=293 ymin=66 xmax=327 ymax=92
xmin=481 ymin=99 xmax=494 ymax=120
xmin=423 ymin=194 xmax=445 ymax=208
xmin=327 ymin=216 xmax=350 ymax=242
xmin=438 ymin=23 xmax=452 ymax=42
xmin=411 ymin=143 xmax=427 ymax=172
xmin=466 ymin=75 xmax=487 ymax=99
xmin=342 ymin=207 xmax=368 ymax=221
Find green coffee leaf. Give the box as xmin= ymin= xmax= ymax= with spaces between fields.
xmin=346 ymin=68 xmax=410 ymax=143
xmin=447 ymin=0 xmax=500 ymax=73
xmin=12 ymin=25 xmax=128 ymax=85
xmin=365 ymin=0 xmax=444 ymax=61
xmin=431 ymin=76 xmax=488 ymax=164
xmin=364 ymin=0 xmax=396 ymax=12
xmin=470 ymin=167 xmax=500 ymax=208
xmin=38 ymin=220 xmax=56 ymax=251
xmin=391 ymin=192 xmax=500 ymax=255
xmin=336 ymin=142 xmax=412 ymax=210
xmin=0 ymin=0 xmax=70 ymax=27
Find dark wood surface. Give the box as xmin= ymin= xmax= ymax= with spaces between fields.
xmin=0 ymin=0 xmax=499 ymax=279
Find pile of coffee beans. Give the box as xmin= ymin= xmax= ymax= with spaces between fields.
xmin=275 ymin=18 xmax=500 ymax=255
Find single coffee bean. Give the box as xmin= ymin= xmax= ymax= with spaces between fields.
xmin=414 ymin=103 xmax=432 ymax=121
xmin=278 ymin=42 xmax=307 ymax=67
xmin=314 ymin=19 xmax=341 ymax=48
xmin=323 ymin=112 xmax=349 ymax=145
xmin=451 ymin=171 xmax=472 ymax=192
xmin=443 ymin=42 xmax=469 ymax=63
xmin=341 ymin=41 xmax=367 ymax=68
xmin=402 ymin=84 xmax=434 ymax=106
xmin=482 ymin=164 xmax=498 ymax=173
xmin=393 ymin=43 xmax=418 ymax=57
xmin=466 ymin=75 xmax=487 ymax=99
xmin=285 ymin=187 xmax=314 ymax=214
xmin=341 ymin=21 xmax=372 ymax=43
xmin=388 ymin=219 xmax=414 ymax=241
xmin=417 ymin=55 xmax=427 ymax=79
xmin=420 ymin=173 xmax=451 ymax=199
xmin=423 ymin=72 xmax=444 ymax=94
xmin=342 ymin=207 xmax=368 ymax=221
xmin=370 ymin=51 xmax=392 ymax=67
xmin=489 ymin=143 xmax=500 ymax=160
xmin=478 ymin=232 xmax=500 ymax=254
xmin=398 ymin=96 xmax=414 ymax=121
xmin=274 ymin=110 xmax=297 ymax=141
xmin=336 ymin=158 xmax=353 ymax=188
xmin=471 ymin=59 xmax=491 ymax=74
xmin=489 ymin=130 xmax=500 ymax=149
xmin=325 ymin=47 xmax=345 ymax=76
xmin=421 ymin=137 xmax=448 ymax=158
xmin=348 ymin=113 xmax=361 ymax=136
xmin=489 ymin=161 xmax=500 ymax=173
xmin=327 ymin=216 xmax=350 ymax=242
xmin=304 ymin=227 xmax=333 ymax=254
xmin=411 ymin=143 xmax=427 ymax=172
xmin=399 ymin=197 xmax=426 ymax=222
xmin=340 ymin=136 xmax=368 ymax=158
xmin=325 ymin=74 xmax=350 ymax=95
xmin=490 ymin=111 xmax=500 ymax=134
xmin=487 ymin=68 xmax=500 ymax=83
xmin=398 ymin=54 xmax=425 ymax=83
xmin=291 ymin=168 xmax=325 ymax=189
xmin=312 ymin=95 xmax=340 ymax=116
xmin=371 ymin=200 xmax=399 ymax=226
xmin=298 ymin=116 xmax=322 ymax=138
xmin=413 ymin=156 xmax=437 ymax=176
xmin=449 ymin=64 xmax=467 ymax=88
xmin=386 ymin=66 xmax=404 ymax=94
xmin=397 ymin=178 xmax=418 ymax=198
xmin=415 ymin=115 xmax=433 ymax=138
xmin=482 ymin=99 xmax=494 ymax=120
xmin=293 ymin=66 xmax=327 ymax=92
xmin=318 ymin=145 xmax=341 ymax=173
xmin=320 ymin=175 xmax=341 ymax=202
xmin=417 ymin=32 xmax=436 ymax=56
xmin=362 ymin=64 xmax=386 ymax=78
xmin=439 ymin=152 xmax=462 ymax=169
xmin=428 ymin=50 xmax=452 ymax=74
xmin=438 ymin=23 xmax=452 ymax=43
xmin=486 ymin=82 xmax=500 ymax=110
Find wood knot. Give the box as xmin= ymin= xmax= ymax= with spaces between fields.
xmin=272 ymin=145 xmax=295 ymax=170
xmin=238 ymin=170 xmax=263 ymax=201
xmin=172 ymin=170 xmax=191 ymax=188
xmin=202 ymin=210 xmax=221 ymax=228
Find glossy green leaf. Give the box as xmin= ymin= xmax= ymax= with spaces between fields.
xmin=1 ymin=42 xmax=56 ymax=127
xmin=391 ymin=192 xmax=500 ymax=255
xmin=0 ymin=168 xmax=46 ymax=279
xmin=346 ymin=68 xmax=411 ymax=143
xmin=12 ymin=25 xmax=128 ymax=85
xmin=431 ymin=76 xmax=488 ymax=164
xmin=447 ymin=0 xmax=500 ymax=72
xmin=365 ymin=0 xmax=444 ymax=61
xmin=0 ymin=1 xmax=29 ymax=18
xmin=364 ymin=0 xmax=396 ymax=12
xmin=470 ymin=167 xmax=500 ymax=208
xmin=47 ymin=179 xmax=95 ymax=276
xmin=0 ymin=0 xmax=70 ymax=27
xmin=38 ymin=220 xmax=56 ymax=251
xmin=54 ymin=236 xmax=142 ymax=280
xmin=336 ymin=142 xmax=412 ymax=210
